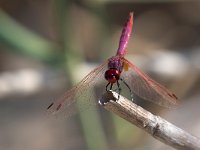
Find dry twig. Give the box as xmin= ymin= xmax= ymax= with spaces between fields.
xmin=99 ymin=91 xmax=200 ymax=150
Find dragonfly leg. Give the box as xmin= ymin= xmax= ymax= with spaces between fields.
xmin=110 ymin=83 xmax=113 ymax=90
xmin=120 ymin=78 xmax=134 ymax=101
xmin=106 ymin=82 xmax=110 ymax=91
xmin=116 ymin=80 xmax=121 ymax=100
xmin=106 ymin=82 xmax=114 ymax=91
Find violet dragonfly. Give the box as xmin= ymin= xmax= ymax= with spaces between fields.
xmin=47 ymin=12 xmax=178 ymax=116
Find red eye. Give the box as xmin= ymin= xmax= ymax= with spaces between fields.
xmin=104 ymin=69 xmax=120 ymax=83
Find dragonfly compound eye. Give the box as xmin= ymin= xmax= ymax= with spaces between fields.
xmin=104 ymin=69 xmax=120 ymax=83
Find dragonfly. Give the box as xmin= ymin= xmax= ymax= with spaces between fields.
xmin=47 ymin=12 xmax=178 ymax=116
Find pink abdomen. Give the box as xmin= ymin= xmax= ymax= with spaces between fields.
xmin=116 ymin=12 xmax=133 ymax=56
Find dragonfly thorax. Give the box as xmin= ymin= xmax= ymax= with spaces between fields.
xmin=108 ymin=56 xmax=123 ymax=72
xmin=104 ymin=68 xmax=120 ymax=83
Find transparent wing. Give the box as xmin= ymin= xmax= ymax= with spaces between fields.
xmin=47 ymin=60 xmax=108 ymax=117
xmin=121 ymin=57 xmax=178 ymax=108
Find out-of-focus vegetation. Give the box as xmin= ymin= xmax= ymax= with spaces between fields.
xmin=0 ymin=0 xmax=200 ymax=150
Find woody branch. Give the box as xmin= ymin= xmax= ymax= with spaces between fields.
xmin=99 ymin=91 xmax=200 ymax=150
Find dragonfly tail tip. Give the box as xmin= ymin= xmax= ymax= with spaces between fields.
xmin=129 ymin=12 xmax=134 ymax=18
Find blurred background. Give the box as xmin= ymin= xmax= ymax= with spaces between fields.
xmin=0 ymin=0 xmax=200 ymax=150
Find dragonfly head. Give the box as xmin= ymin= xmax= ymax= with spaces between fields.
xmin=105 ymin=68 xmax=120 ymax=83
